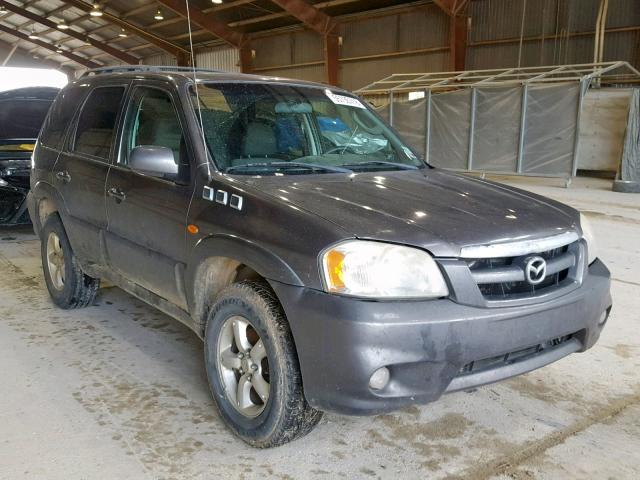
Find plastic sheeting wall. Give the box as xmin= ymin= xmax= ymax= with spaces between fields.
xmin=379 ymin=82 xmax=581 ymax=177
xmin=620 ymin=89 xmax=640 ymax=182
xmin=522 ymin=84 xmax=578 ymax=175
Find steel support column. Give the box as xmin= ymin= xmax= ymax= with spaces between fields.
xmin=434 ymin=0 xmax=470 ymax=71
xmin=269 ymin=0 xmax=340 ymax=85
xmin=324 ymin=33 xmax=339 ymax=86
xmin=450 ymin=14 xmax=468 ymax=71
xmin=517 ymin=84 xmax=529 ymax=174
xmin=467 ymin=87 xmax=476 ymax=170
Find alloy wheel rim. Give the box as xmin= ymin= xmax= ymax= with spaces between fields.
xmin=217 ymin=315 xmax=270 ymax=418
xmin=46 ymin=232 xmax=65 ymax=290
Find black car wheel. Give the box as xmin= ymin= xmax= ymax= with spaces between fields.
xmin=40 ymin=215 xmax=100 ymax=308
xmin=204 ymin=281 xmax=322 ymax=447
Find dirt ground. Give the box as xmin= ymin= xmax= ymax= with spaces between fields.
xmin=0 ymin=176 xmax=638 ymax=480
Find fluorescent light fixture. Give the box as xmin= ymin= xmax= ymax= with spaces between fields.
xmin=90 ymin=3 xmax=103 ymax=17
xmin=212 ymin=0 xmax=223 ymax=4
xmin=57 ymin=20 xmax=69 ymax=30
xmin=0 ymin=6 xmax=7 ymax=14
xmin=28 ymin=28 xmax=39 ymax=40
xmin=55 ymin=45 xmax=63 ymax=53
xmin=154 ymin=9 xmax=164 ymax=20
xmin=118 ymin=28 xmax=127 ymax=37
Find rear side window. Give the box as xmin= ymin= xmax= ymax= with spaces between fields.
xmin=40 ymin=87 xmax=85 ymax=149
xmin=73 ymin=86 xmax=125 ymax=159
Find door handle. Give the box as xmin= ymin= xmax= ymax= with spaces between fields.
xmin=55 ymin=170 xmax=71 ymax=183
xmin=107 ymin=187 xmax=126 ymax=203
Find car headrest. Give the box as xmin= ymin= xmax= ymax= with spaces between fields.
xmin=242 ymin=121 xmax=277 ymax=157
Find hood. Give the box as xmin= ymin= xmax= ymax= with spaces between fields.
xmin=0 ymin=87 xmax=58 ymax=141
xmin=237 ymin=169 xmax=579 ymax=257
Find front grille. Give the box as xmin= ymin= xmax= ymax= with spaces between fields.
xmin=458 ymin=334 xmax=575 ymax=376
xmin=466 ymin=241 xmax=579 ymax=301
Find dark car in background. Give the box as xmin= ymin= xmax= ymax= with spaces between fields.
xmin=0 ymin=87 xmax=59 ymax=225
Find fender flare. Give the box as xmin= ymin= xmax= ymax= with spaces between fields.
xmin=29 ymin=180 xmax=69 ymax=234
xmin=184 ymin=234 xmax=304 ymax=325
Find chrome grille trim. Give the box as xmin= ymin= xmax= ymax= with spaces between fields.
xmin=459 ymin=231 xmax=580 ymax=259
xmin=471 ymin=249 xmax=577 ymax=284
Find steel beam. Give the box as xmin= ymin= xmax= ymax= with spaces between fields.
xmin=155 ymin=0 xmax=244 ymax=48
xmin=63 ymin=0 xmax=190 ymax=65
xmin=0 ymin=23 xmax=100 ymax=68
xmin=434 ymin=0 xmax=469 ymax=71
xmin=0 ymin=1 xmax=139 ymax=64
xmin=1 ymin=42 xmax=17 ymax=66
xmin=269 ymin=0 xmax=339 ymax=85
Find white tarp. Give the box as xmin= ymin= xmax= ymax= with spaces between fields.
xmin=376 ymin=82 xmax=581 ymax=177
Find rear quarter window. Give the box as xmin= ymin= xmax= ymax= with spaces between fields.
xmin=39 ymin=87 xmax=86 ymax=149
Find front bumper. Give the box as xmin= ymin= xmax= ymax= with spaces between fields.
xmin=0 ymin=158 xmax=31 ymax=226
xmin=271 ymin=259 xmax=612 ymax=415
xmin=0 ymin=182 xmax=30 ymax=225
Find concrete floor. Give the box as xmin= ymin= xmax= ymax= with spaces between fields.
xmin=0 ymin=176 xmax=638 ymax=480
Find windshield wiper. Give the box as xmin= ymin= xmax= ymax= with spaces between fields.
xmin=339 ymin=160 xmax=419 ymax=171
xmin=225 ymin=161 xmax=352 ymax=174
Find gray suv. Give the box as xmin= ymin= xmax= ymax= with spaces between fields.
xmin=28 ymin=66 xmax=612 ymax=447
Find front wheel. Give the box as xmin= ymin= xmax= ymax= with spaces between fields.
xmin=204 ymin=281 xmax=322 ymax=447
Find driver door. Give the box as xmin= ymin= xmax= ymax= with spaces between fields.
xmin=105 ymin=85 xmax=194 ymax=309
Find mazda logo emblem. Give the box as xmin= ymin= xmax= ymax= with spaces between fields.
xmin=525 ymin=256 xmax=547 ymax=285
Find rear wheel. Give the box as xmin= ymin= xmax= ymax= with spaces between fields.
xmin=204 ymin=281 xmax=322 ymax=447
xmin=40 ymin=215 xmax=99 ymax=308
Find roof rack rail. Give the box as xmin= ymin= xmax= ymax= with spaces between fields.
xmin=80 ymin=65 xmax=227 ymax=78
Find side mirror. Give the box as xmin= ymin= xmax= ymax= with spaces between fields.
xmin=129 ymin=146 xmax=178 ymax=177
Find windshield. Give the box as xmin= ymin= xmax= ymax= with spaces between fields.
xmin=191 ymin=82 xmax=424 ymax=175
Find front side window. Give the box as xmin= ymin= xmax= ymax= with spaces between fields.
xmin=191 ymin=83 xmax=424 ymax=175
xmin=120 ymin=87 xmax=184 ymax=167
xmin=73 ymin=86 xmax=125 ymax=159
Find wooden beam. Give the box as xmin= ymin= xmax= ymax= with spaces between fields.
xmin=62 ymin=0 xmax=190 ymax=64
xmin=269 ymin=0 xmax=339 ymax=85
xmin=0 ymin=23 xmax=100 ymax=68
xmin=0 ymin=0 xmax=139 ymax=64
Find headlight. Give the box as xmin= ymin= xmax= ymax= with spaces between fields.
xmin=580 ymin=212 xmax=598 ymax=265
xmin=321 ymin=240 xmax=449 ymax=299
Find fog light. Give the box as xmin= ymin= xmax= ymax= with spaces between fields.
xmin=369 ymin=367 xmax=390 ymax=390
xmin=598 ymin=309 xmax=609 ymax=326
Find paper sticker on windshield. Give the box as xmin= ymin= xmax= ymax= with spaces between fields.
xmin=325 ymin=89 xmax=366 ymax=109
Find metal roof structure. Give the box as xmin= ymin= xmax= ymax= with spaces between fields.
xmin=356 ymin=61 xmax=640 ymax=94
xmin=0 ymin=0 xmax=417 ymax=73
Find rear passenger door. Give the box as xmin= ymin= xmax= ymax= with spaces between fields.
xmin=104 ymin=85 xmax=194 ymax=309
xmin=53 ymin=85 xmax=126 ymax=265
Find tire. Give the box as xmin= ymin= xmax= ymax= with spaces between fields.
xmin=40 ymin=214 xmax=100 ymax=309
xmin=204 ymin=281 xmax=322 ymax=447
